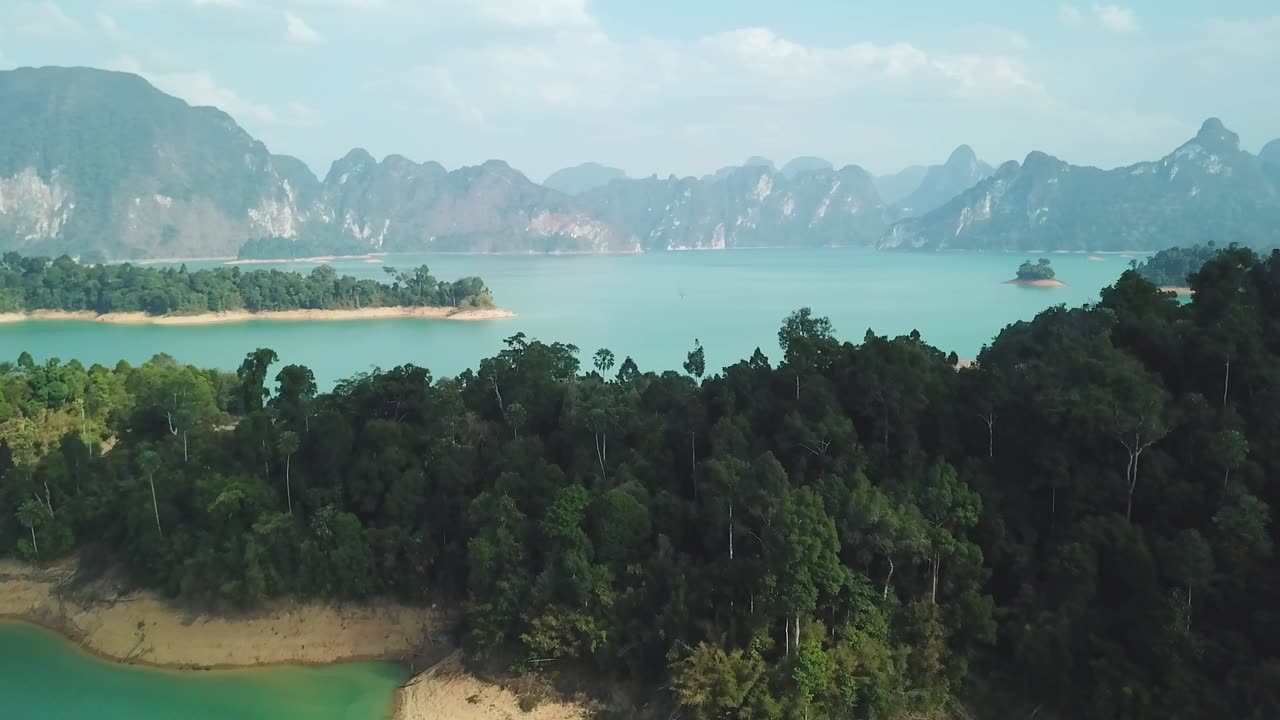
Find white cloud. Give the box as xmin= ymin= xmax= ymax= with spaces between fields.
xmin=957 ymin=24 xmax=1031 ymax=52
xmin=467 ymin=0 xmax=591 ymax=29
xmin=7 ymin=1 xmax=83 ymax=37
xmin=1093 ymin=4 xmax=1139 ymax=33
xmin=284 ymin=12 xmax=323 ymax=44
xmin=105 ymin=55 xmax=317 ymax=128
xmin=1057 ymin=4 xmax=1082 ymax=27
xmin=96 ymin=11 xmax=126 ymax=42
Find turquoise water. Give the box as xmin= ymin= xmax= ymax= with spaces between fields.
xmin=0 ymin=621 xmax=406 ymax=720
xmin=0 ymin=250 xmax=1134 ymax=387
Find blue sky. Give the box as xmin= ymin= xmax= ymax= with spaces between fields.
xmin=0 ymin=1 xmax=1276 ymax=181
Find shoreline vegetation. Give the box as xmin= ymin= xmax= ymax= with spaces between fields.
xmin=0 ymin=558 xmax=587 ymax=720
xmin=0 ymin=252 xmax=501 ymax=319
xmin=0 ymin=306 xmax=515 ymax=325
xmin=1009 ymin=257 xmax=1064 ymax=286
xmin=8 ymin=247 xmax=1280 ymax=719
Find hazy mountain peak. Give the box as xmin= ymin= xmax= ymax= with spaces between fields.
xmin=1192 ymin=117 xmax=1240 ymax=154
xmin=1261 ymin=139 xmax=1280 ymax=168
xmin=780 ymin=156 xmax=834 ymax=178
xmin=894 ymin=146 xmax=995 ymax=217
xmin=543 ymin=162 xmax=627 ymax=195
xmin=946 ymin=145 xmax=978 ymax=165
xmin=743 ymin=156 xmax=775 ymax=169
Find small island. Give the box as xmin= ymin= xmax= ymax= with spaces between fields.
xmin=0 ymin=253 xmax=513 ymax=324
xmin=1007 ymin=258 xmax=1065 ymax=287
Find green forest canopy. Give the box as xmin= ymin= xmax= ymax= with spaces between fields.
xmin=1015 ymin=258 xmax=1056 ymax=281
xmin=1133 ymin=243 xmax=1226 ymax=287
xmin=3 ymin=248 xmax=1280 ymax=719
xmin=0 ymin=253 xmax=494 ymax=316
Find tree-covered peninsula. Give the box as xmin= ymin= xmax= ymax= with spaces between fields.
xmin=0 ymin=253 xmax=494 ymax=316
xmin=1132 ymin=243 xmax=1226 ymax=288
xmin=4 ymin=247 xmax=1280 ymax=719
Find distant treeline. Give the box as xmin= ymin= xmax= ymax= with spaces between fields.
xmin=1133 ymin=243 xmax=1227 ymax=287
xmin=0 ymin=253 xmax=494 ymax=315
xmin=4 ymin=247 xmax=1280 ymax=719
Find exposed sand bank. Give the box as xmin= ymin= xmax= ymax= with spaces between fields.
xmin=0 ymin=306 xmax=515 ymax=326
xmin=226 ymin=253 xmax=388 ymax=266
xmin=1005 ymin=278 xmax=1066 ymax=287
xmin=1160 ymin=286 xmax=1194 ymax=296
xmin=0 ymin=558 xmax=587 ymax=720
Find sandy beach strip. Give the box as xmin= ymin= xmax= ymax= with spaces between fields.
xmin=1004 ymin=278 xmax=1066 ymax=287
xmin=0 ymin=306 xmax=515 ymax=326
xmin=1160 ymin=286 xmax=1194 ymax=296
xmin=0 ymin=558 xmax=588 ymax=720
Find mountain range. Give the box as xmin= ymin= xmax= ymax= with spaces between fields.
xmin=0 ymin=66 xmax=1276 ymax=259
xmin=880 ymin=119 xmax=1280 ymax=251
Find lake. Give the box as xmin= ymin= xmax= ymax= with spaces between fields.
xmin=0 ymin=621 xmax=406 ymax=720
xmin=0 ymin=249 xmax=1135 ymax=387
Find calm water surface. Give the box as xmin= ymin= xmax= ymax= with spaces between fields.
xmin=0 ymin=250 xmax=1134 ymax=387
xmin=0 ymin=621 xmax=405 ymax=720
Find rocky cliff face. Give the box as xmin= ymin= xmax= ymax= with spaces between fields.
xmin=581 ymin=164 xmax=890 ymax=250
xmin=894 ymin=145 xmax=994 ymax=218
xmin=0 ymin=66 xmax=319 ymax=259
xmin=880 ymin=119 xmax=1280 ymax=251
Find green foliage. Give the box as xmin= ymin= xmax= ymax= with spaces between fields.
xmin=0 ymin=253 xmax=495 ymax=315
xmin=1015 ymin=258 xmax=1056 ymax=281
xmin=1133 ymin=243 xmax=1224 ymax=287
xmin=7 ymin=248 xmax=1280 ymax=718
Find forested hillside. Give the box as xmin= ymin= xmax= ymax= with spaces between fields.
xmin=0 ymin=254 xmax=493 ymax=315
xmin=3 ymin=248 xmax=1280 ymax=719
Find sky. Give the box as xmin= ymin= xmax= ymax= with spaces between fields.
xmin=0 ymin=1 xmax=1276 ymax=181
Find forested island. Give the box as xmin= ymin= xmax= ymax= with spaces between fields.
xmin=0 ymin=253 xmax=499 ymax=319
xmin=1008 ymin=258 xmax=1062 ymax=285
xmin=1132 ymin=243 xmax=1225 ymax=291
xmin=4 ymin=248 xmax=1280 ymax=719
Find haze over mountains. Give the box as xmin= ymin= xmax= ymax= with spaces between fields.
xmin=1 ymin=67 xmax=1277 ymax=260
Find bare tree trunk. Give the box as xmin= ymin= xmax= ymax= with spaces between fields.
xmin=785 ymin=617 xmax=790 ymax=656
xmin=1224 ymin=468 xmax=1231 ymax=489
xmin=795 ymin=614 xmax=801 ymax=648
xmin=594 ymin=433 xmax=607 ymax=481
xmin=882 ymin=556 xmax=895 ymax=600
xmin=149 ymin=474 xmax=163 ymax=537
xmin=286 ymin=453 xmax=293 ymax=515
xmin=29 ymin=526 xmax=38 ymax=558
xmin=930 ymin=554 xmax=941 ymax=604
xmin=795 ymin=375 xmax=800 ymax=401
xmin=980 ymin=413 xmax=995 ymax=458
xmin=728 ymin=501 xmax=734 ymax=561
xmin=1223 ymin=360 xmax=1231 ymax=408
xmin=182 ymin=431 xmax=188 ymax=463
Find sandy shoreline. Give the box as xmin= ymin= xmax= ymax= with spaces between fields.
xmin=1005 ymin=278 xmax=1066 ymax=287
xmin=0 ymin=558 xmax=586 ymax=720
xmin=1160 ymin=286 xmax=1194 ymax=296
xmin=0 ymin=306 xmax=515 ymax=326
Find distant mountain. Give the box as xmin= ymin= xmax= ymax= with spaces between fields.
xmin=895 ymin=145 xmax=994 ymax=217
xmin=706 ymin=156 xmax=776 ymax=183
xmin=880 ymin=119 xmax=1280 ymax=252
xmin=581 ymin=163 xmax=890 ymax=249
xmin=780 ymin=156 xmax=834 ymax=178
xmin=543 ymin=162 xmax=627 ymax=195
xmin=1261 ymin=139 xmax=1280 ymax=168
xmin=875 ymin=165 xmax=929 ymax=205
xmin=0 ymin=67 xmax=627 ymax=258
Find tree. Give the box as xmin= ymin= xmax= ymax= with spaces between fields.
xmin=592 ymin=348 xmax=615 ymax=376
xmin=279 ymin=430 xmax=300 ymax=515
xmin=237 ymin=348 xmax=279 ymax=414
xmin=16 ymin=498 xmax=45 ymax=559
xmin=138 ymin=449 xmax=163 ymax=537
xmin=683 ymin=339 xmax=706 ymax=380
